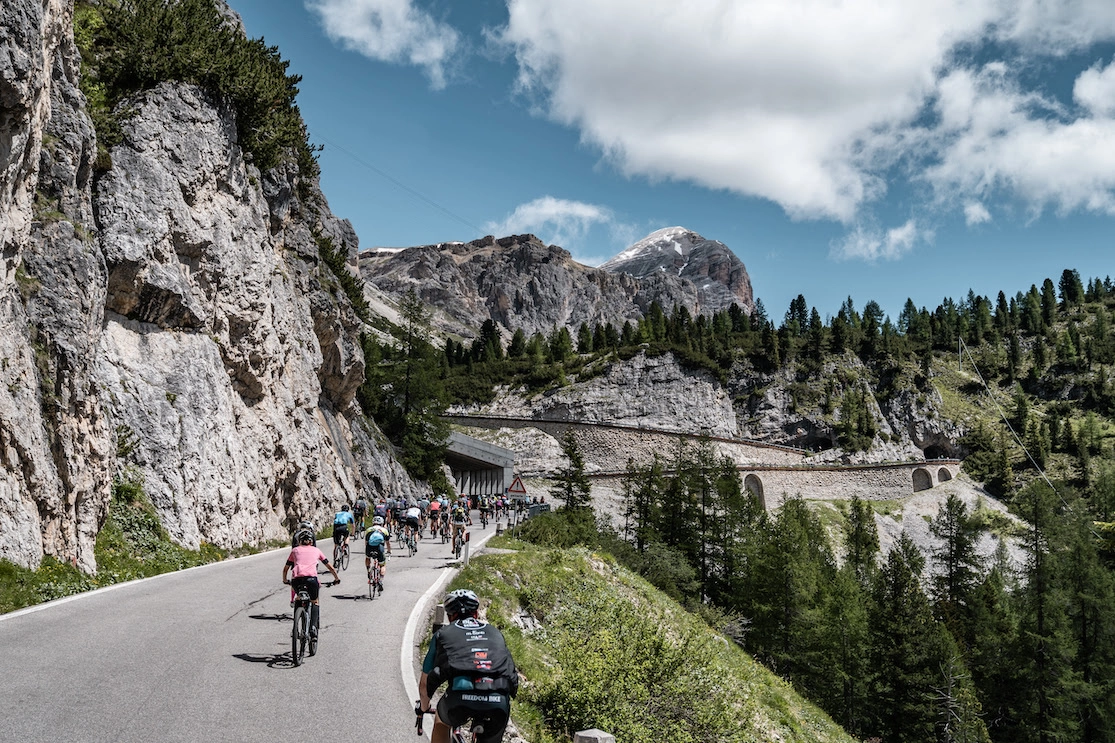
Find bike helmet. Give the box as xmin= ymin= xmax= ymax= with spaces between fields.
xmin=444 ymin=588 xmax=480 ymax=618
xmin=295 ymin=529 xmax=314 ymax=544
xmin=342 ymin=504 xmax=350 ymax=511
xmin=373 ymin=516 xmax=384 ymax=526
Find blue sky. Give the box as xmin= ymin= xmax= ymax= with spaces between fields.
xmin=228 ymin=0 xmax=1115 ymax=322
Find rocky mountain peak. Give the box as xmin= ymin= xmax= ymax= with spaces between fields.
xmin=601 ymin=227 xmax=755 ymax=315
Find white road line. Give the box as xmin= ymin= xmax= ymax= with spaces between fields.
xmin=0 ymin=545 xmax=286 ymax=622
xmin=400 ymin=527 xmax=498 ymax=739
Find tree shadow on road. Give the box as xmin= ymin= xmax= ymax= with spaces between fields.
xmin=232 ymin=652 xmax=296 ymax=669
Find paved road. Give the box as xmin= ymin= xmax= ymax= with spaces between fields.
xmin=0 ymin=525 xmax=497 ymax=743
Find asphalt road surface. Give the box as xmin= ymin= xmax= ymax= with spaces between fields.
xmin=0 ymin=524 xmax=497 ymax=743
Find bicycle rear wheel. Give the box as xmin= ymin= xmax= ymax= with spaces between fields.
xmin=341 ymin=545 xmax=350 ymax=570
xmin=292 ymin=605 xmax=307 ymax=666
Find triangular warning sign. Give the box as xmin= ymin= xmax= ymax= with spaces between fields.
xmin=507 ymin=476 xmax=527 ymax=495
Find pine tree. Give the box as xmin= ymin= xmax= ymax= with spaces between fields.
xmin=865 ymin=534 xmax=953 ymax=743
xmin=844 ymin=495 xmax=880 ymax=587
xmin=929 ymin=494 xmax=984 ymax=646
xmin=550 ymin=429 xmax=592 ymax=511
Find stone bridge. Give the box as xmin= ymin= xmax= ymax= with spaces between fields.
xmin=445 ymin=415 xmax=962 ymax=507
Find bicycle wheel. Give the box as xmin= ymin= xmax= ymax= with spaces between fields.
xmin=333 ymin=543 xmax=341 ymax=567
xmin=341 ymin=544 xmax=350 ymax=571
xmin=308 ymin=612 xmax=318 ymax=657
xmin=292 ymin=605 xmax=307 ymax=666
xmin=453 ymin=534 xmax=462 ymax=559
xmin=367 ymin=566 xmax=376 ymax=600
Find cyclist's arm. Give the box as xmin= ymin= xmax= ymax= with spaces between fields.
xmin=419 ymin=635 xmax=440 ymax=712
xmin=320 ymin=554 xmax=340 ymax=582
xmin=282 ymin=561 xmax=293 ymax=583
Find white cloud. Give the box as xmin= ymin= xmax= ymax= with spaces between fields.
xmin=485 ymin=197 xmax=644 ymax=262
xmin=964 ymin=202 xmax=992 ymax=225
xmin=926 ymin=65 xmax=1115 ymax=217
xmin=1075 ymin=59 xmax=1115 ymax=117
xmin=831 ymin=220 xmax=927 ymax=262
xmin=489 ymin=0 xmax=1115 ymax=244
xmin=306 ymin=0 xmax=460 ymax=89
xmin=485 ymin=196 xmax=609 ymax=246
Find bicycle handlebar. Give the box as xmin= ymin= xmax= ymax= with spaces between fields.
xmin=414 ymin=700 xmax=432 ymax=735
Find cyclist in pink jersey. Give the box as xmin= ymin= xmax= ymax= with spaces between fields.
xmin=282 ymin=530 xmax=340 ymax=638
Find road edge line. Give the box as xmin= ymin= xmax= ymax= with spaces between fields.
xmin=401 ymin=528 xmax=498 ymax=738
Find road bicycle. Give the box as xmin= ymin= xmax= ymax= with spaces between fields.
xmin=415 ymin=701 xmax=485 ymax=743
xmin=479 ymin=510 xmax=488 ymax=529
xmin=286 ymin=579 xmax=337 ymax=666
xmin=440 ymin=518 xmax=450 ymax=544
xmin=405 ymin=526 xmax=418 ymax=557
xmin=452 ymin=528 xmax=465 ymax=560
xmin=367 ymin=556 xmax=383 ymax=600
xmin=333 ymin=539 xmax=350 ymax=571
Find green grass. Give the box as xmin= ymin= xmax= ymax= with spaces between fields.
xmin=0 ymin=471 xmax=274 ymax=614
xmin=448 ymin=537 xmax=857 ymax=743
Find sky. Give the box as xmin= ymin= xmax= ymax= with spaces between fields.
xmin=227 ymin=0 xmax=1115 ymax=322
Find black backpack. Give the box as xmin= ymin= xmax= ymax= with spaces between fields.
xmin=434 ymin=618 xmax=518 ymax=696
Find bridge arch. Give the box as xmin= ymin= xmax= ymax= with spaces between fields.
xmin=744 ymin=474 xmax=765 ymax=510
xmin=912 ymin=468 xmax=933 ymax=492
xmin=938 ymin=467 xmax=952 ymax=483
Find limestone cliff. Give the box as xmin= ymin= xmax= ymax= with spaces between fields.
xmin=0 ymin=0 xmax=423 ymax=572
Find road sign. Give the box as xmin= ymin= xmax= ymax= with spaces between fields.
xmin=507 ymin=476 xmax=527 ymax=495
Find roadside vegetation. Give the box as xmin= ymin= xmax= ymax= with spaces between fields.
xmin=450 ymin=539 xmax=857 ymax=743
xmin=0 ymin=470 xmax=267 ymax=614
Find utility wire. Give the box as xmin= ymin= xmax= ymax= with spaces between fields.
xmin=958 ymin=338 xmax=1100 ymax=536
xmin=316 ymin=134 xmax=486 ymax=238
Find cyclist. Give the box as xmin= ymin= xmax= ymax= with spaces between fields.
xmin=282 ymin=529 xmax=340 ymax=638
xmin=290 ymin=519 xmax=316 ymax=547
xmin=478 ymin=496 xmax=492 ymax=527
xmin=404 ymin=502 xmax=423 ymax=546
xmin=333 ymin=504 xmax=355 ymax=553
xmin=373 ymin=497 xmax=388 ymax=526
xmin=449 ymin=498 xmax=471 ymax=549
xmin=365 ymin=516 xmax=392 ymax=591
xmin=353 ymin=496 xmax=368 ymax=534
xmin=428 ymin=497 xmax=442 ymax=537
xmin=419 ymin=589 xmax=518 ymax=743
xmin=391 ymin=497 xmax=407 ymax=531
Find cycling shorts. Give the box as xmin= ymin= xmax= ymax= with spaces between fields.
xmin=367 ymin=545 xmax=386 ymax=563
xmin=333 ymin=526 xmax=350 ymax=542
xmin=290 ymin=575 xmax=320 ymax=601
xmin=406 ymin=516 xmax=421 ymax=531
xmin=437 ymin=691 xmax=509 ymax=743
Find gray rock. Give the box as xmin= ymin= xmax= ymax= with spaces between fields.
xmin=361 ymin=234 xmax=716 ymax=341
xmin=600 ymin=226 xmax=755 ymax=316
xmin=0 ymin=0 xmax=427 ymax=571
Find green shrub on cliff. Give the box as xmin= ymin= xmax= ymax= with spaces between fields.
xmin=75 ymin=0 xmax=319 ymax=180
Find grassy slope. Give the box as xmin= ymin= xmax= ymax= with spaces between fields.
xmin=451 ymin=538 xmax=858 ymax=743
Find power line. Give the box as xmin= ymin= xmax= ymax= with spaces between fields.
xmin=316 ymin=134 xmax=486 ymax=238
xmin=958 ymin=338 xmax=1099 ymax=536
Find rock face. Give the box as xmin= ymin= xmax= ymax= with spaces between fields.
xmin=360 ymin=234 xmax=712 ymax=340
xmin=600 ymin=227 xmax=755 ymax=316
xmin=0 ymin=0 xmax=424 ymax=571
xmin=454 ymin=352 xmax=739 ymax=438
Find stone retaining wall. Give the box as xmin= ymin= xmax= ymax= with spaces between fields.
xmin=448 ymin=415 xmax=961 ymax=508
